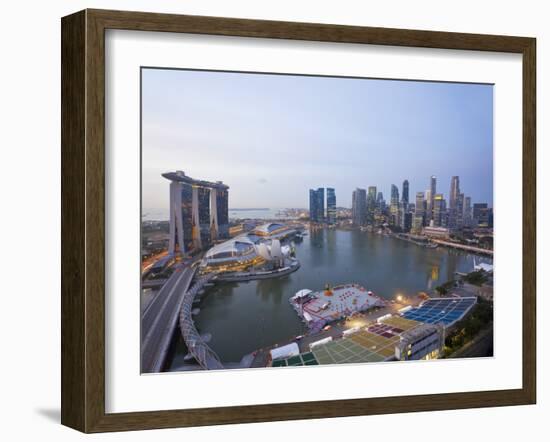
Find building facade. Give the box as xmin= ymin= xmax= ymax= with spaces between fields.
xmin=456 ymin=192 xmax=464 ymax=229
xmin=389 ymin=184 xmax=400 ymax=226
xmin=163 ymin=170 xmax=229 ymax=255
xmin=367 ymin=186 xmax=377 ymax=224
xmin=448 ymin=176 xmax=460 ymax=229
xmin=395 ymin=323 xmax=445 ymax=361
xmin=402 ymin=211 xmax=413 ymax=233
xmin=309 ymin=188 xmax=325 ymax=223
xmin=463 ymin=196 xmax=472 ymax=227
xmin=326 ymin=187 xmax=336 ymax=224
xmin=216 ymin=187 xmax=230 ymax=238
xmin=376 ymin=192 xmax=385 ymax=210
xmin=352 ymin=188 xmax=367 ymax=226
xmin=428 ymin=175 xmax=437 ymax=222
xmin=433 ymin=193 xmax=447 ymax=227
xmin=415 ymin=191 xmax=426 ymax=226
xmin=402 ymin=179 xmax=409 ymax=206
xmin=473 ymin=203 xmax=492 ymax=227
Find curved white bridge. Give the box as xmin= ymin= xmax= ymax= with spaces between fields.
xmin=179 ymin=275 xmax=224 ymax=370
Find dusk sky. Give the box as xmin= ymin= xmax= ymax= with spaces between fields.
xmin=141 ymin=68 xmax=493 ymax=214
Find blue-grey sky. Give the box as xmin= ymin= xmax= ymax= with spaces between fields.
xmin=142 ymin=68 xmax=493 ymax=211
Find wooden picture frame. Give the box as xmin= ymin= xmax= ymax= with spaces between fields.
xmin=61 ymin=8 xmax=536 ymax=433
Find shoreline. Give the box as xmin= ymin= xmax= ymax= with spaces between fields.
xmin=214 ymin=259 xmax=301 ymax=282
xmin=166 ymin=227 xmax=491 ymax=370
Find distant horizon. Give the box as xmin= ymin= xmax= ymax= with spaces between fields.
xmin=142 ymin=69 xmax=493 ymax=213
xmin=143 ymin=196 xmax=494 ymax=213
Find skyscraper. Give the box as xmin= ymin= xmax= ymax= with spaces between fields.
xmin=367 ymin=186 xmax=377 ymax=224
xmin=309 ymin=188 xmax=325 ymax=223
xmin=448 ymin=176 xmax=460 ymax=229
xmin=415 ymin=191 xmax=426 ymax=227
xmin=425 ymin=189 xmax=432 ymax=225
xmin=198 ymin=187 xmax=211 ymax=245
xmin=433 ymin=193 xmax=447 ymax=227
xmin=402 ymin=180 xmax=409 ymax=206
xmin=390 ymin=184 xmax=399 ymax=206
xmin=390 ymin=184 xmax=400 ymax=226
xmin=309 ymin=190 xmax=316 ymax=222
xmin=463 ymin=196 xmax=472 ymax=227
xmin=403 ymin=212 xmax=413 ymax=233
xmin=473 ymin=203 xmax=490 ymax=227
xmin=429 ymin=175 xmax=437 ymax=222
xmin=412 ymin=214 xmax=424 ymax=235
xmin=163 ymin=170 xmax=229 ymax=255
xmin=376 ymin=192 xmax=384 ymax=210
xmin=216 ymin=187 xmax=230 ymax=238
xmin=352 ymin=188 xmax=367 ymax=226
xmin=456 ymin=192 xmax=464 ymax=228
xmin=326 ymin=188 xmax=336 ymax=224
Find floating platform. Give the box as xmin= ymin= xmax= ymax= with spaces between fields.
xmin=290 ymin=283 xmax=386 ymax=331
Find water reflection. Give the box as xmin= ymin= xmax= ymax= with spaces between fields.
xmin=171 ymin=229 xmax=490 ymax=365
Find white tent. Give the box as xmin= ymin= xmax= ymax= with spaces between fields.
xmin=343 ymin=327 xmax=361 ymax=337
xmin=291 ymin=289 xmax=312 ymax=301
xmin=377 ymin=313 xmax=392 ymax=323
xmin=270 ymin=342 xmax=300 ymax=360
xmin=475 ymin=262 xmax=494 ymax=273
xmin=473 ymin=258 xmax=494 ymax=273
xmin=309 ymin=337 xmax=332 ymax=349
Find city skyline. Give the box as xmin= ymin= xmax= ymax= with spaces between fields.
xmin=308 ymin=172 xmax=491 ymax=232
xmin=142 ymin=68 xmax=493 ymax=212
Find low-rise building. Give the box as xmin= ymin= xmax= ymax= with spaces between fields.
xmin=395 ymin=323 xmax=445 ymax=361
xmin=422 ymin=226 xmax=451 ymax=239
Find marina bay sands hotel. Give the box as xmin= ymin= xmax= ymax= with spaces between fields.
xmin=162 ymin=171 xmax=229 ymax=255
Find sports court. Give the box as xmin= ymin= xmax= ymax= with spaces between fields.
xmin=271 ymin=351 xmax=319 ymax=367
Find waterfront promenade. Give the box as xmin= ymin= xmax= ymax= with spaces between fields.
xmin=432 ymin=239 xmax=493 ymax=256
xmin=215 ymin=259 xmax=300 ymax=282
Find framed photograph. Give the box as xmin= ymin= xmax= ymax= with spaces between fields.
xmin=61 ymin=9 xmax=536 ymax=432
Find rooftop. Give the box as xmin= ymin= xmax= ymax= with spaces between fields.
xmin=401 ymin=297 xmax=477 ymax=327
xmin=253 ymin=223 xmax=296 ymax=238
xmin=203 ymin=234 xmax=257 ymax=261
xmin=162 ymin=170 xmax=229 ymax=190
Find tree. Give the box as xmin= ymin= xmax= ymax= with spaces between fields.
xmin=464 ymin=270 xmax=488 ymax=286
xmin=435 ymin=280 xmax=455 ymax=296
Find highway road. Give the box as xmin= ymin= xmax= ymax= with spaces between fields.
xmin=141 ymin=265 xmax=196 ymax=373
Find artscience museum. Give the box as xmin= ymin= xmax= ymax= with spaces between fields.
xmin=200 ymin=223 xmax=297 ymax=274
